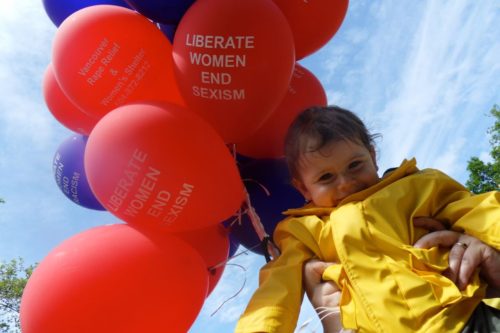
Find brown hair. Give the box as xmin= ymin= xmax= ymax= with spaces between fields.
xmin=284 ymin=106 xmax=380 ymax=179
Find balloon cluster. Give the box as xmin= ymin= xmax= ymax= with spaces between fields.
xmin=21 ymin=0 xmax=347 ymax=331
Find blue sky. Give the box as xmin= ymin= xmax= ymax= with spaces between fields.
xmin=0 ymin=1 xmax=498 ymax=332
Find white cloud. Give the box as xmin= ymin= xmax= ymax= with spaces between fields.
xmin=376 ymin=1 xmax=499 ymax=180
xmin=479 ymin=151 xmax=493 ymax=164
xmin=0 ymin=2 xmax=58 ymax=150
xmin=344 ymin=28 xmax=368 ymax=45
xmin=431 ymin=137 xmax=466 ymax=177
xmin=327 ymin=89 xmax=348 ymax=108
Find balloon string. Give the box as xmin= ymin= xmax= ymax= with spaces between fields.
xmin=224 ymin=177 xmax=271 ymax=229
xmin=244 ymin=188 xmax=280 ymax=261
xmin=242 ymin=178 xmax=271 ymax=196
xmin=225 ymin=213 xmax=243 ymax=228
xmin=208 ymin=242 xmax=261 ymax=272
xmin=209 ymin=145 xmax=282 ymax=315
xmin=296 ymin=318 xmax=314 ymax=333
xmin=228 ymin=143 xmax=237 ymax=160
xmin=244 ymin=189 xmax=266 ymax=240
xmin=210 ymin=263 xmax=247 ymax=317
xmin=226 ymin=143 xmax=280 ymax=261
xmin=297 ymin=307 xmax=345 ymax=333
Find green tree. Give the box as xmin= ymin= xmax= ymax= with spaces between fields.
xmin=0 ymin=258 xmax=35 ymax=333
xmin=466 ymin=105 xmax=500 ymax=194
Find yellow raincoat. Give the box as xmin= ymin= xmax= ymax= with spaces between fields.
xmin=235 ymin=159 xmax=499 ymax=333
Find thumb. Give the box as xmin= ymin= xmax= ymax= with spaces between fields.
xmin=303 ymin=259 xmax=334 ymax=286
xmin=414 ymin=230 xmax=458 ymax=249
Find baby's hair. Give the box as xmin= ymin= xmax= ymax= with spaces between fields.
xmin=284 ymin=105 xmax=380 ymax=179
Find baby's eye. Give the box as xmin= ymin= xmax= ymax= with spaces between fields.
xmin=348 ymin=161 xmax=362 ymax=170
xmin=318 ymin=173 xmax=334 ymax=182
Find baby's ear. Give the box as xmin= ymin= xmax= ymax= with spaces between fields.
xmin=369 ymin=145 xmax=378 ymax=171
xmin=292 ymin=178 xmax=310 ymax=201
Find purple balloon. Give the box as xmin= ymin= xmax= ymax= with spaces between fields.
xmin=53 ymin=135 xmax=105 ymax=210
xmin=158 ymin=23 xmax=177 ymax=44
xmin=42 ymin=0 xmax=131 ymax=27
xmin=125 ymin=0 xmax=195 ymax=24
xmin=228 ymin=233 xmax=240 ymax=258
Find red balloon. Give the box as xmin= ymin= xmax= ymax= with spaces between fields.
xmin=177 ymin=224 xmax=230 ymax=296
xmin=43 ymin=63 xmax=99 ymax=135
xmin=172 ymin=0 xmax=295 ymax=144
xmin=84 ymin=103 xmax=244 ymax=232
xmin=20 ymin=224 xmax=208 ymax=333
xmin=52 ymin=5 xmax=184 ymax=120
xmin=236 ymin=63 xmax=327 ymax=158
xmin=273 ymin=0 xmax=349 ymax=60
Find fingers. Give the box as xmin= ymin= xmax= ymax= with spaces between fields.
xmin=317 ymin=288 xmax=342 ymax=308
xmin=413 ymin=230 xmax=459 ymax=249
xmin=454 ymin=239 xmax=496 ymax=290
xmin=456 ymin=245 xmax=476 ymax=290
xmin=480 ymin=247 xmax=500 ymax=291
xmin=303 ymin=259 xmax=330 ymax=294
xmin=413 ymin=230 xmax=488 ymax=290
xmin=446 ymin=241 xmax=468 ymax=286
xmin=459 ymin=243 xmax=500 ymax=292
xmin=413 ymin=217 xmax=446 ymax=232
xmin=303 ymin=259 xmax=338 ymax=302
xmin=303 ymin=259 xmax=330 ymax=284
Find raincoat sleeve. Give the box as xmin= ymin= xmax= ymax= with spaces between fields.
xmin=428 ymin=170 xmax=500 ymax=250
xmin=235 ymin=217 xmax=318 ymax=333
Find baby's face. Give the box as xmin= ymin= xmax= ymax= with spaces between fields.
xmin=294 ymin=139 xmax=380 ymax=207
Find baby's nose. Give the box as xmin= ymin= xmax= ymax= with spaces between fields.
xmin=336 ymin=175 xmax=356 ymax=196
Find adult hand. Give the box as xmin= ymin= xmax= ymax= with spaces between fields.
xmin=413 ymin=219 xmax=500 ymax=295
xmin=303 ymin=259 xmax=341 ymax=309
xmin=413 ymin=216 xmax=447 ymax=232
xmin=303 ymin=259 xmax=344 ymax=332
